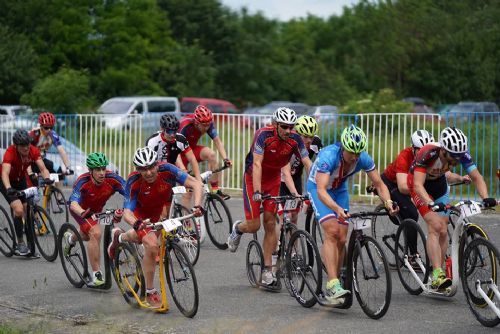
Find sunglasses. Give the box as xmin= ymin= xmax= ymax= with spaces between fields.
xmin=42 ymin=126 xmax=53 ymax=130
xmin=279 ymin=124 xmax=294 ymax=130
xmin=163 ymin=129 xmax=176 ymax=135
xmin=447 ymin=151 xmax=464 ymax=160
xmin=136 ymin=164 xmax=156 ymax=172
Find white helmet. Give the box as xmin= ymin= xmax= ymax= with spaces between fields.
xmin=273 ymin=107 xmax=297 ymax=125
xmin=411 ymin=129 xmax=434 ymax=148
xmin=439 ymin=127 xmax=468 ymax=153
xmin=133 ymin=147 xmax=158 ymax=167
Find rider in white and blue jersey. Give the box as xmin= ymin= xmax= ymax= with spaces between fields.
xmin=307 ymin=125 xmax=398 ymax=303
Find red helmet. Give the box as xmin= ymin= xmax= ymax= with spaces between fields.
xmin=38 ymin=112 xmax=56 ymax=127
xmin=194 ymin=105 xmax=213 ymax=123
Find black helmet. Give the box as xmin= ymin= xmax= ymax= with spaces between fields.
xmin=13 ymin=129 xmax=31 ymax=145
xmin=160 ymin=114 xmax=180 ymax=131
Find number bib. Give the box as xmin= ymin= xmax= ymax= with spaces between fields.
xmin=460 ymin=201 xmax=482 ymax=218
xmin=160 ymin=218 xmax=182 ymax=232
xmin=352 ymin=218 xmax=371 ymax=230
xmin=284 ymin=199 xmax=298 ymax=211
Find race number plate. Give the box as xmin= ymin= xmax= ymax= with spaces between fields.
xmin=284 ymin=199 xmax=298 ymax=211
xmin=172 ymin=186 xmax=187 ymax=194
xmin=160 ymin=219 xmax=182 ymax=232
xmin=460 ymin=201 xmax=482 ymax=218
xmin=49 ymin=173 xmax=59 ymax=182
xmin=352 ymin=218 xmax=371 ymax=230
xmin=98 ymin=215 xmax=113 ymax=226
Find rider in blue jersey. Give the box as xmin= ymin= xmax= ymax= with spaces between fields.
xmin=307 ymin=125 xmax=398 ymax=303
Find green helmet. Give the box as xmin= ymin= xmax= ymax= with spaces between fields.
xmin=86 ymin=152 xmax=108 ymax=169
xmin=294 ymin=116 xmax=318 ymax=137
xmin=341 ymin=125 xmax=368 ymax=154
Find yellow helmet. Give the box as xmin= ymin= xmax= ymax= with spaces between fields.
xmin=294 ymin=116 xmax=318 ymax=137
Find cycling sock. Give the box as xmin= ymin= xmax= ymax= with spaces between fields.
xmin=433 ymin=267 xmax=444 ymax=279
xmin=146 ymin=288 xmax=156 ymax=294
xmin=118 ymin=234 xmax=123 ymax=243
xmin=210 ymin=181 xmax=219 ymax=191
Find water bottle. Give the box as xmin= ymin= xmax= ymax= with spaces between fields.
xmin=445 ymin=256 xmax=452 ymax=279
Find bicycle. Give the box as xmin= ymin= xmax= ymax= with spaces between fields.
xmin=286 ymin=209 xmax=393 ymax=319
xmin=113 ymin=213 xmax=199 ymax=317
xmin=0 ymin=204 xmax=15 ymax=257
xmin=395 ymin=200 xmax=497 ymax=298
xmin=246 ymin=194 xmax=308 ymax=293
xmin=57 ymin=209 xmax=120 ymax=289
xmin=40 ymin=172 xmax=73 ymax=230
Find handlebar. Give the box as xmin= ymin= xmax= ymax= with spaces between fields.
xmin=193 ymin=164 xmax=230 ymax=183
xmin=261 ymin=194 xmax=309 ymax=203
xmin=143 ymin=213 xmax=196 ymax=231
xmin=429 ymin=199 xmax=499 ymax=213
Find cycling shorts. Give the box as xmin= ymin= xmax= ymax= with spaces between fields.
xmin=306 ymin=180 xmax=349 ymax=226
xmin=70 ymin=210 xmax=98 ymax=236
xmin=408 ymin=175 xmax=450 ymax=217
xmin=243 ymin=173 xmax=280 ymax=220
xmin=181 ymin=145 xmax=205 ymax=166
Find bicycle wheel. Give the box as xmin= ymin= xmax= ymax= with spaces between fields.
xmin=58 ymin=223 xmax=87 ymax=288
xmin=395 ymin=219 xmax=429 ymax=295
xmin=114 ymin=242 xmax=145 ymax=307
xmin=311 ymin=217 xmax=324 ymax=248
xmin=304 ymin=207 xmax=313 ymax=235
xmin=165 ymin=242 xmax=199 ymax=318
xmin=461 ymin=237 xmax=500 ymax=327
xmin=246 ymin=240 xmax=264 ymax=287
xmin=172 ymin=204 xmax=200 ymax=266
xmin=281 ymin=223 xmax=298 ymax=296
xmin=285 ymin=230 xmax=322 ymax=308
xmin=32 ymin=205 xmax=58 ymax=261
xmin=459 ymin=223 xmax=489 ymax=272
xmin=0 ymin=205 xmax=15 ymax=257
xmin=46 ymin=187 xmax=69 ymax=231
xmin=371 ymin=204 xmax=399 ymax=268
xmin=204 ymin=194 xmax=233 ymax=250
xmin=352 ymin=236 xmax=391 ymax=319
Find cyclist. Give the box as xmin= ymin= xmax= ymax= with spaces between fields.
xmin=65 ymin=152 xmax=126 ymax=286
xmin=408 ymin=126 xmax=497 ymax=290
xmin=0 ymin=129 xmax=52 ymax=256
xmin=178 ymin=105 xmax=232 ymax=199
xmin=145 ymin=114 xmax=201 ymax=181
xmin=29 ymin=112 xmax=73 ymax=176
xmin=227 ymin=107 xmax=311 ymax=287
xmin=107 ymin=147 xmax=204 ymax=307
xmin=280 ymin=115 xmax=323 ymax=225
xmin=307 ymin=125 xmax=398 ymax=302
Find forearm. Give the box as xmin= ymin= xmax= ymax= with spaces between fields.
xmin=472 ymin=175 xmax=489 ymax=199
xmin=252 ymin=163 xmax=262 ymax=193
xmin=189 ymin=154 xmax=202 ymax=181
xmin=214 ymin=138 xmax=228 ymax=160
xmin=70 ymin=202 xmax=84 ymax=216
xmin=445 ymin=171 xmax=462 ymax=184
xmin=317 ymin=188 xmax=342 ymax=212
xmin=414 ymin=184 xmax=432 ymax=204
xmin=123 ymin=209 xmax=138 ymax=226
xmin=58 ymin=146 xmax=71 ymax=167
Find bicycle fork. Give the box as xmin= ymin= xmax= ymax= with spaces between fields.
xmin=475 ymin=279 xmax=500 ymax=318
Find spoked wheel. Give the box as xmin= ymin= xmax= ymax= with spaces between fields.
xmin=46 ymin=187 xmax=69 ymax=231
xmin=282 ymin=223 xmax=298 ymax=297
xmin=285 ymin=230 xmax=322 ymax=308
xmin=204 ymin=194 xmax=232 ymax=250
xmin=246 ymin=240 xmax=264 ymax=287
xmin=172 ymin=204 xmax=200 ymax=266
xmin=461 ymin=237 xmax=500 ymax=327
xmin=0 ymin=206 xmax=15 ymax=257
xmin=395 ymin=219 xmax=429 ymax=295
xmin=58 ymin=223 xmax=87 ymax=288
xmin=114 ymin=242 xmax=145 ymax=307
xmin=352 ymin=236 xmax=391 ymax=319
xmin=32 ymin=205 xmax=58 ymax=261
xmin=371 ymin=204 xmax=400 ymax=268
xmin=165 ymin=242 xmax=199 ymax=318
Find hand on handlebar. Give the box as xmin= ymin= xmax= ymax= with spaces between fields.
xmin=335 ymin=207 xmax=350 ymax=221
xmin=80 ymin=208 xmax=94 ymax=219
xmin=482 ymin=197 xmax=498 ymax=208
xmin=6 ymin=188 xmax=18 ymax=198
xmin=461 ymin=175 xmax=471 ymax=185
xmin=191 ymin=205 xmax=205 ymax=217
xmin=385 ymin=200 xmax=399 ymax=216
xmin=252 ymin=191 xmax=263 ymax=202
xmin=428 ymin=201 xmax=447 ymax=212
xmin=223 ymin=158 xmax=232 ymax=168
xmin=133 ymin=219 xmax=144 ymax=231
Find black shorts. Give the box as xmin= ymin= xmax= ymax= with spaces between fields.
xmin=381 ymin=173 xmax=418 ymax=222
xmin=279 ymin=175 xmax=303 ymax=196
xmin=31 ymin=157 xmax=61 ymax=174
xmin=0 ymin=179 xmax=28 ymax=204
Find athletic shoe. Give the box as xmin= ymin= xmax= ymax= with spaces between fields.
xmin=215 ymin=189 xmax=231 ymax=201
xmin=227 ymin=221 xmax=242 ymax=252
xmin=261 ymin=269 xmax=277 ymax=286
xmin=146 ymin=290 xmax=162 ymax=308
xmin=15 ymin=243 xmax=30 ymax=256
xmin=325 ymin=280 xmax=350 ymax=302
xmin=93 ymin=271 xmax=105 ymax=286
xmin=431 ymin=269 xmax=452 ymax=290
xmin=107 ymin=228 xmax=124 ymax=260
xmin=63 ymin=231 xmax=75 ymax=256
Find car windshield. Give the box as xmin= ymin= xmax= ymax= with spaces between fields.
xmin=451 ymin=104 xmax=476 ymax=113
xmin=100 ymin=101 xmax=133 ymax=114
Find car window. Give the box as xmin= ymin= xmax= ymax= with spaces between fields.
xmin=100 ymin=101 xmax=134 ymax=114
xmin=207 ymin=104 xmax=223 ymax=113
xmin=0 ymin=109 xmax=7 ymax=116
xmin=181 ymin=101 xmax=198 ymax=113
xmin=147 ymin=100 xmax=177 ymax=113
xmin=227 ymin=107 xmax=239 ymax=114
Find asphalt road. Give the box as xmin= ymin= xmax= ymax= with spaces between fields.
xmin=1 ymin=191 xmax=500 ymax=334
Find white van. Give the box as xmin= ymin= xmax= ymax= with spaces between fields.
xmin=98 ymin=96 xmax=180 ymax=129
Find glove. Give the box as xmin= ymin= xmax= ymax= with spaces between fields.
xmin=44 ymin=178 xmax=54 ymax=186
xmin=80 ymin=208 xmax=93 ymax=219
xmin=428 ymin=201 xmax=447 ymax=212
xmin=133 ymin=219 xmax=143 ymax=231
xmin=482 ymin=198 xmax=497 ymax=208
xmin=252 ymin=191 xmax=262 ymax=202
xmin=191 ymin=205 xmax=205 ymax=217
xmin=113 ymin=209 xmax=124 ymax=223
xmin=6 ymin=188 xmax=18 ymax=198
xmin=66 ymin=167 xmax=74 ymax=175
xmin=223 ymin=158 xmax=232 ymax=168
xmin=29 ymin=174 xmax=39 ymax=186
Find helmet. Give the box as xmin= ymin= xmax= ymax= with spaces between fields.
xmin=273 ymin=107 xmax=297 ymax=125
xmin=13 ymin=129 xmax=31 ymax=146
xmin=160 ymin=114 xmax=180 ymax=131
xmin=86 ymin=152 xmax=108 ymax=169
xmin=133 ymin=147 xmax=158 ymax=167
xmin=295 ymin=115 xmax=318 ymax=137
xmin=341 ymin=125 xmax=368 ymax=154
xmin=38 ymin=112 xmax=56 ymax=127
xmin=194 ymin=105 xmax=213 ymax=123
xmin=411 ymin=129 xmax=434 ymax=148
xmin=439 ymin=127 xmax=468 ymax=153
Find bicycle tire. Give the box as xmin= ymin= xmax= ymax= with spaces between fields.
xmin=461 ymin=237 xmax=500 ymax=327
xmin=33 ymin=205 xmax=58 ymax=261
xmin=172 ymin=204 xmax=200 ymax=266
xmin=395 ymin=219 xmax=429 ymax=295
xmin=58 ymin=223 xmax=87 ymax=288
xmin=352 ymin=236 xmax=391 ymax=319
xmin=459 ymin=223 xmax=489 ymax=275
xmin=0 ymin=205 xmax=15 ymax=257
xmin=165 ymin=241 xmax=199 ymax=318
xmin=282 ymin=223 xmax=298 ymax=296
xmin=46 ymin=186 xmax=69 ymax=230
xmin=371 ymin=204 xmax=399 ymax=268
xmin=311 ymin=217 xmax=327 ymax=273
xmin=204 ymin=193 xmax=233 ymax=250
xmin=114 ymin=242 xmax=145 ymax=307
xmin=304 ymin=207 xmax=313 ymax=235
xmin=286 ymin=230 xmax=321 ymax=308
xmin=246 ymin=240 xmax=264 ymax=287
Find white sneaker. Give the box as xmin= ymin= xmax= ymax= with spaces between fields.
xmin=261 ymin=269 xmax=277 ymax=286
xmin=227 ymin=221 xmax=242 ymax=253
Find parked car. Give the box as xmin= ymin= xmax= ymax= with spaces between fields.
xmin=402 ymin=97 xmax=435 ymax=114
xmin=310 ymin=105 xmax=338 ymax=123
xmin=245 ymin=101 xmax=312 ymax=127
xmin=181 ymin=97 xmax=240 ymax=114
xmin=98 ymin=96 xmax=180 ymax=130
xmin=446 ymin=101 xmax=499 ymax=121
xmin=0 ymin=105 xmax=35 ymax=130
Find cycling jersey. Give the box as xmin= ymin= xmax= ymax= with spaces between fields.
xmin=383 ymin=147 xmax=414 ymax=183
xmin=178 ymin=115 xmax=218 ymax=148
xmin=284 ymin=135 xmax=323 ymax=180
xmin=29 ymin=128 xmax=62 ymax=155
xmin=145 ymin=131 xmax=191 ymax=164
xmin=124 ymin=162 xmax=188 ymax=223
xmin=69 ymin=171 xmax=126 ymax=213
xmin=0 ymin=144 xmax=42 ymax=183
